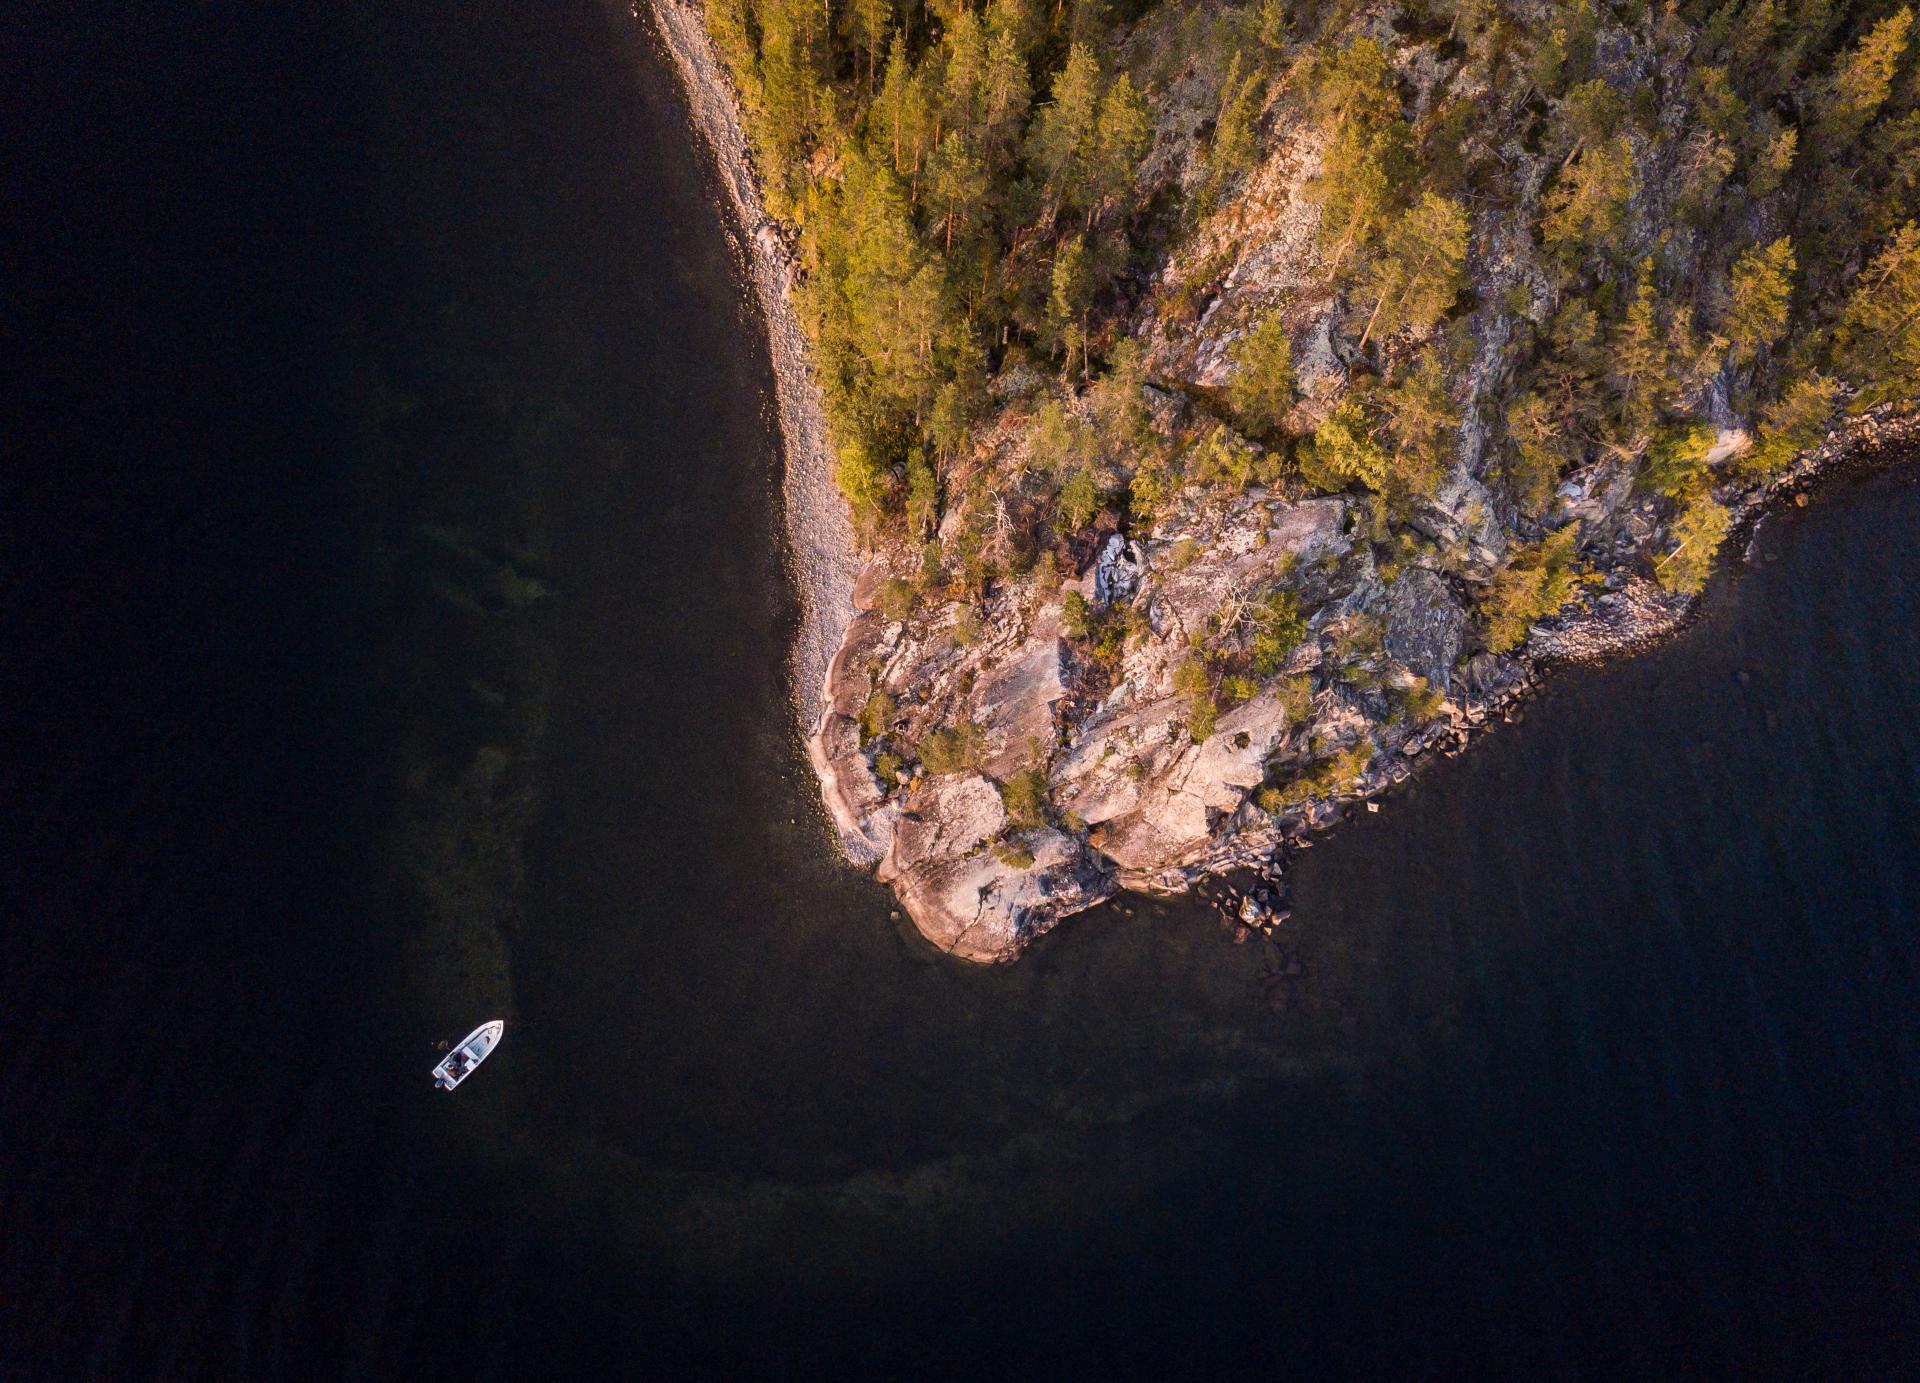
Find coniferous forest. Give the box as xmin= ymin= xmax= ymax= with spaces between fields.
xmin=707 ymin=0 xmax=1916 ymax=608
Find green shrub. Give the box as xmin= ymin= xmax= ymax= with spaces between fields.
xmin=1220 ymin=673 xmax=1260 ymax=705
xmin=1173 ymin=654 xmax=1212 ymax=697
xmin=858 ymin=690 xmax=896 ymax=744
xmin=1061 ymin=589 xmax=1091 ymax=639
xmin=1251 ymin=588 xmax=1306 ymax=675
xmin=1276 ymin=674 xmax=1314 ymax=723
xmin=1261 ymin=738 xmax=1375 ymax=809
xmin=993 ymin=839 xmax=1037 ymax=868
xmin=1188 ymin=698 xmax=1220 ymax=743
xmin=875 ymin=576 xmax=915 ymax=622
xmin=919 ymin=721 xmax=987 ymax=774
xmin=1399 ymin=676 xmax=1446 ymax=721
xmin=999 ymin=768 xmax=1050 ymax=829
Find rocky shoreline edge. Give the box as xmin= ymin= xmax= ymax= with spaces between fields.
xmin=638 ymin=0 xmax=1915 ymax=965
xmin=822 ymin=407 xmax=1918 ymax=963
xmin=642 ymin=0 xmax=860 ymax=719
xmin=1193 ymin=408 xmax=1920 ymax=944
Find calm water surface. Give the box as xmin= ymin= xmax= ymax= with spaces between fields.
xmin=6 ymin=2 xmax=1917 ymax=1377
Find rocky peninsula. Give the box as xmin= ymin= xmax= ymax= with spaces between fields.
xmin=647 ymin=0 xmax=1920 ymax=962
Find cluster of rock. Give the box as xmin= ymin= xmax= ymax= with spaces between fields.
xmin=810 ymin=404 xmax=1920 ymax=963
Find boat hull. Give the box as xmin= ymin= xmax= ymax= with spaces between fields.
xmin=432 ymin=1019 xmax=504 ymax=1090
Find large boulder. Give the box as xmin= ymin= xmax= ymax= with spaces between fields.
xmin=972 ymin=633 xmax=1068 ymax=779
xmin=1076 ymin=685 xmax=1298 ymax=882
xmin=883 ymin=822 xmax=1112 ymax=962
xmin=880 ymin=773 xmax=1006 ymax=876
xmin=1383 ymin=566 xmax=1466 ymax=690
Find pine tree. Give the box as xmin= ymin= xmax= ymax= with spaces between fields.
xmin=1047 ymin=235 xmax=1093 ymax=375
xmin=1555 ymin=79 xmax=1625 ymax=165
xmin=1724 ymin=236 xmax=1795 ymax=364
xmin=1307 ymin=401 xmax=1393 ymax=494
xmin=940 ymin=8 xmax=988 ymax=135
xmin=1748 ymin=125 xmax=1796 ymax=198
xmin=1208 ymin=55 xmax=1265 ymax=191
xmin=1503 ymin=391 xmax=1566 ymax=516
xmin=847 ymin=0 xmax=893 ymax=92
xmin=1225 ymin=313 xmax=1296 ymax=435
xmin=1029 ymin=398 xmax=1090 ymax=477
xmin=1357 ymin=192 xmax=1470 ymax=349
xmin=869 ymin=34 xmax=932 ymax=178
xmin=1256 ymin=0 xmax=1291 ymax=54
xmin=1089 ymin=74 xmax=1150 ymax=222
xmin=1659 ymin=494 xmax=1731 ymax=595
xmin=1725 ymin=0 xmax=1784 ymax=89
xmin=905 ymin=452 xmax=940 ymax=535
xmin=1308 ymin=39 xmax=1413 ymax=270
xmin=1742 ymin=372 xmax=1840 ymax=475
xmin=1029 ymin=44 xmax=1104 ymax=214
xmin=836 ymin=437 xmax=893 ymax=533
xmin=927 ymin=130 xmax=989 ymax=253
xmin=757 ymin=0 xmax=832 ymax=182
xmin=985 ymin=0 xmax=1043 ymax=60
xmin=1057 ymin=466 xmax=1101 ymax=530
xmin=1377 ymin=348 xmax=1460 ymax=500
xmin=979 ymin=27 xmax=1032 ymax=170
xmin=1607 ymin=260 xmax=1668 ymax=444
xmin=1481 ymin=525 xmax=1581 ymax=652
xmin=1089 ymin=340 xmax=1151 ymax=453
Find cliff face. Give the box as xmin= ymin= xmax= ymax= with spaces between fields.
xmin=651 ymin=0 xmax=1919 ymax=961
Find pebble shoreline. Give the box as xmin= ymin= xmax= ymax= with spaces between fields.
xmin=641 ymin=0 xmax=861 ymax=723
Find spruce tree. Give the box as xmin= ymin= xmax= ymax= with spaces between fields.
xmin=1724 ymin=236 xmax=1796 ymax=364
xmin=1814 ymin=7 xmax=1913 ymax=148
xmin=1834 ymin=222 xmax=1920 ymax=405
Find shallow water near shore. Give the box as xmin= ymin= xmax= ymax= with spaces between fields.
xmin=7 ymin=1 xmax=1920 ymax=1376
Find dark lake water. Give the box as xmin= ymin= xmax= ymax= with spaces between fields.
xmin=7 ymin=2 xmax=1918 ymax=1377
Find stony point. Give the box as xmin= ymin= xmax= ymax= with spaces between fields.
xmin=653 ymin=0 xmax=1920 ymax=959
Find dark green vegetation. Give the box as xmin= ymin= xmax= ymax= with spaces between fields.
xmin=708 ymin=0 xmax=1918 ymax=635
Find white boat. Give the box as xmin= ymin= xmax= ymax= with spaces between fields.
xmin=433 ymin=1020 xmax=504 ymax=1090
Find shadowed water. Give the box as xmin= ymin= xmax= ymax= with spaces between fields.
xmin=5 ymin=1 xmax=1917 ymax=1377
